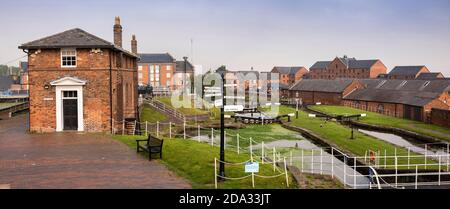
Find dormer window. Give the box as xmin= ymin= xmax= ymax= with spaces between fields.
xmin=61 ymin=48 xmax=77 ymax=67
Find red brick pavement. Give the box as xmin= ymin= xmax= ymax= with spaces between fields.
xmin=0 ymin=114 xmax=191 ymax=189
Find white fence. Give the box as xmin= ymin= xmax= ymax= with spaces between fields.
xmin=114 ymin=119 xmax=450 ymax=189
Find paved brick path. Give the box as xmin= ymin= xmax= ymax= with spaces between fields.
xmin=0 ymin=114 xmax=191 ymax=189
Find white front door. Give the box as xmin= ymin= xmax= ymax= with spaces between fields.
xmin=50 ymin=77 xmax=86 ymax=132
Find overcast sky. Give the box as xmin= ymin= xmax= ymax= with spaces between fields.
xmin=1 ymin=0 xmax=450 ymax=76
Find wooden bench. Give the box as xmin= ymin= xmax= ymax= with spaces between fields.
xmin=136 ymin=135 xmax=164 ymax=161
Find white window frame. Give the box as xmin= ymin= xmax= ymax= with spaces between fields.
xmin=61 ymin=48 xmax=77 ymax=68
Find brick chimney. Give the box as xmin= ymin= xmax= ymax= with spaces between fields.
xmin=131 ymin=35 xmax=137 ymax=54
xmin=113 ymin=16 xmax=122 ymax=47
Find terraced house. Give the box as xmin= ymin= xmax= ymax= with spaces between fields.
xmin=19 ymin=17 xmax=138 ymax=133
xmin=309 ymin=56 xmax=387 ymax=79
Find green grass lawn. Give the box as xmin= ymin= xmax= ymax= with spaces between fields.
xmin=309 ymin=105 xmax=450 ymax=141
xmin=140 ymin=104 xmax=168 ymax=123
xmin=113 ymin=135 xmax=298 ymax=189
xmin=261 ymin=106 xmax=439 ymax=170
xmin=224 ymin=124 xmax=301 ymax=148
xmin=156 ymin=96 xmax=209 ymax=116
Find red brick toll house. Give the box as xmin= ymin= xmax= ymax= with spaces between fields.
xmin=19 ymin=17 xmax=139 ymax=133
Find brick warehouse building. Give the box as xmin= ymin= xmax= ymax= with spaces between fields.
xmin=342 ymin=79 xmax=450 ymax=122
xmin=309 ymin=56 xmax=387 ymax=79
xmin=288 ymin=79 xmax=364 ymax=105
xmin=19 ymin=17 xmax=138 ymax=133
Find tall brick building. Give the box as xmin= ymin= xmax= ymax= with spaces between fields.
xmin=309 ymin=56 xmax=387 ymax=79
xmin=19 ymin=17 xmax=138 ymax=133
xmin=137 ymin=53 xmax=194 ymax=94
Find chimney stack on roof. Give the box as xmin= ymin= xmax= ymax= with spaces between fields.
xmin=113 ymin=16 xmax=122 ymax=48
xmin=131 ymin=35 xmax=137 ymax=54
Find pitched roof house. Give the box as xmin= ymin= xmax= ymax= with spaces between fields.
xmin=19 ymin=17 xmax=139 ymax=133
xmin=388 ymin=66 xmax=430 ymax=80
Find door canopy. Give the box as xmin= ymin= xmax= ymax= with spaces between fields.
xmin=50 ymin=77 xmax=87 ymax=86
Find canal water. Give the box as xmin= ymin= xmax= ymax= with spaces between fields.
xmin=188 ymin=127 xmax=370 ymax=189
xmin=358 ymin=129 xmax=450 ymax=163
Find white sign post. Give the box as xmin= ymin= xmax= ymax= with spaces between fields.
xmin=224 ymin=105 xmax=244 ymax=112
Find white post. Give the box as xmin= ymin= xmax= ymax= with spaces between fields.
xmin=252 ymin=172 xmax=255 ymax=188
xmin=211 ymin=128 xmax=214 ymax=146
xmin=353 ymin=157 xmax=356 ymax=189
xmin=250 ymin=138 xmax=253 ymax=162
xmin=408 ymin=148 xmax=410 ymax=169
xmin=145 ymin=121 xmax=148 ymax=136
xmin=301 ymin=149 xmax=304 ymax=172
xmin=384 ymin=149 xmax=387 ymax=168
xmin=364 ymin=150 xmax=367 ymax=162
xmin=197 ymin=124 xmax=200 ymax=142
xmin=273 ymin=147 xmax=276 ymax=172
xmin=439 ymin=155 xmax=441 ymax=186
xmin=133 ymin=120 xmax=136 ymax=135
xmin=425 ymin=144 xmax=428 ymax=169
xmin=331 ymin=148 xmax=334 ymax=179
xmin=415 ymin=165 xmax=418 ymax=189
xmin=183 ymin=119 xmax=186 ymax=139
xmin=311 ymin=150 xmax=314 ymax=173
xmin=236 ymin=133 xmax=240 ymax=154
xmin=284 ymin=157 xmax=289 ymax=188
xmin=169 ymin=122 xmax=172 ymax=138
xmin=214 ymin=158 xmax=218 ymax=189
xmin=122 ymin=120 xmax=125 ymax=135
xmin=395 ymin=156 xmax=398 ymax=188
xmin=156 ymin=121 xmax=160 ymax=137
xmin=447 ymin=143 xmax=449 ymax=171
xmin=261 ymin=141 xmax=264 ymax=163
xmin=320 ymin=149 xmax=323 ymax=175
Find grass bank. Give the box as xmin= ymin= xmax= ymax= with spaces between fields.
xmin=262 ymin=106 xmax=439 ymax=170
xmin=113 ymin=135 xmax=298 ymax=189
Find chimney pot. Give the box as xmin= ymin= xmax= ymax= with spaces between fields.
xmin=113 ymin=16 xmax=123 ymax=47
xmin=131 ymin=35 xmax=137 ymax=54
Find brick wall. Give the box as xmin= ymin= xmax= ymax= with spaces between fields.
xmin=431 ymin=108 xmax=450 ymax=128
xmin=28 ymin=48 xmax=137 ymax=133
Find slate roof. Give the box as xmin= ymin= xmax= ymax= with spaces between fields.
xmin=272 ymin=67 xmax=306 ymax=75
xmin=344 ymin=89 xmax=443 ymax=107
xmin=289 ymin=79 xmax=356 ymax=93
xmin=416 ymin=72 xmax=444 ymax=80
xmin=389 ymin=66 xmax=427 ymax=76
xmin=175 ymin=60 xmax=194 ymax=72
xmin=0 ymin=76 xmax=14 ymax=91
xmin=310 ymin=61 xmax=331 ymax=70
xmin=19 ymin=28 xmax=138 ymax=58
xmin=358 ymin=79 xmax=450 ymax=93
xmin=138 ymin=53 xmax=175 ymax=63
xmin=310 ymin=58 xmax=379 ymax=69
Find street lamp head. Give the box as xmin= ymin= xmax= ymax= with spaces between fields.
xmin=183 ymin=56 xmax=188 ymax=61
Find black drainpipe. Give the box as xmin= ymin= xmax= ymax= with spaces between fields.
xmin=109 ymin=49 xmax=113 ymax=134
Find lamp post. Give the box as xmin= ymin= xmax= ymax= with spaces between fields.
xmin=217 ymin=67 xmax=226 ymax=180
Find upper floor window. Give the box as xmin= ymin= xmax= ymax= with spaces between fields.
xmin=61 ymin=49 xmax=77 ymax=67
